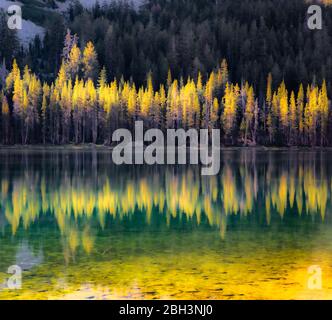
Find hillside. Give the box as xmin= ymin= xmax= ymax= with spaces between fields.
xmin=0 ymin=0 xmax=45 ymax=46
xmin=0 ymin=0 xmax=143 ymax=47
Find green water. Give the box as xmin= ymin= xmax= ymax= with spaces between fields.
xmin=1 ymin=148 xmax=332 ymax=300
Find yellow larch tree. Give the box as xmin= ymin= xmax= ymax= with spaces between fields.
xmin=222 ymin=82 xmax=240 ymax=142
xmin=242 ymin=85 xmax=255 ymax=145
xmin=304 ymin=85 xmax=319 ymax=146
xmin=67 ymin=44 xmax=81 ymax=79
xmin=203 ymin=72 xmax=215 ymax=128
xmin=289 ymin=91 xmax=297 ymax=145
xmin=297 ymin=84 xmax=304 ymax=145
xmin=166 ymin=79 xmax=179 ymax=129
xmin=319 ymin=80 xmax=329 ymax=146
xmin=82 ymin=41 xmax=99 ymax=81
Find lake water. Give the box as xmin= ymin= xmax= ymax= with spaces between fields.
xmin=1 ymin=148 xmax=332 ymax=300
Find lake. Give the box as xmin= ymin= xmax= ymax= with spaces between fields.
xmin=0 ymin=148 xmax=332 ymax=299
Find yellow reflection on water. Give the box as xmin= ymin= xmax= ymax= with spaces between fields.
xmin=1 ymin=149 xmax=332 ymax=300
xmin=2 ymin=239 xmax=332 ymax=300
xmin=1 ymin=151 xmax=331 ymax=238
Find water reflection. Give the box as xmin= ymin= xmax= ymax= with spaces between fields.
xmin=0 ymin=149 xmax=332 ymax=299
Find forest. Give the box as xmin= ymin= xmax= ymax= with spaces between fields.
xmin=0 ymin=0 xmax=331 ymax=146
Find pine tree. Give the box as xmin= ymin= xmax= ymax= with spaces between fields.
xmin=1 ymin=94 xmax=10 ymax=144
xmin=25 ymin=73 xmax=41 ymax=143
xmin=167 ymin=69 xmax=172 ymax=90
xmin=0 ymin=59 xmax=8 ymax=89
xmin=60 ymin=80 xmax=72 ymax=144
xmin=319 ymin=80 xmax=329 ymax=146
xmin=220 ymin=59 xmax=229 ymax=85
xmin=41 ymin=83 xmax=50 ymax=144
xmin=86 ymin=79 xmax=97 ymax=143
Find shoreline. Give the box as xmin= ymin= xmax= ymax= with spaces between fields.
xmin=1 ymin=144 xmax=332 ymax=151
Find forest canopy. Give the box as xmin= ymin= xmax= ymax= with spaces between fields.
xmin=0 ymin=0 xmax=331 ymax=146
xmin=2 ymin=0 xmax=332 ymax=91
